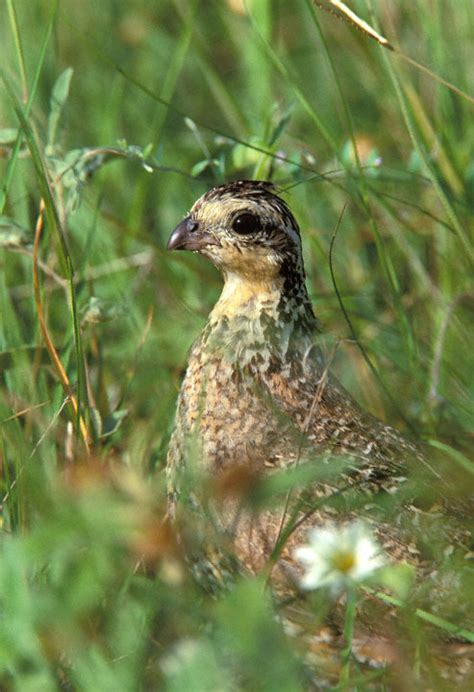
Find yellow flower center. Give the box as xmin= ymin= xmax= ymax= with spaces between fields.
xmin=331 ymin=550 xmax=356 ymax=574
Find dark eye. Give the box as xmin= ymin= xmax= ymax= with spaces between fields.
xmin=232 ymin=212 xmax=261 ymax=235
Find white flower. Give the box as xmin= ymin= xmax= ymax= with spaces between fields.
xmin=293 ymin=521 xmax=386 ymax=595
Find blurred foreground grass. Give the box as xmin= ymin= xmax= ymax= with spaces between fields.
xmin=0 ymin=1 xmax=473 ymax=688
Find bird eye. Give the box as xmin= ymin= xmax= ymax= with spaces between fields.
xmin=231 ymin=212 xmax=261 ymax=235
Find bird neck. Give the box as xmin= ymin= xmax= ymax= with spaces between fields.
xmin=204 ymin=270 xmax=318 ymax=365
xmin=210 ymin=272 xmax=285 ymax=319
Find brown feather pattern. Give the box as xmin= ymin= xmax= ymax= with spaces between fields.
xmin=166 ymin=180 xmax=473 ymax=681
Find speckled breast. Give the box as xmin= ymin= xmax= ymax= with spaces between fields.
xmin=172 ymin=345 xmax=300 ymax=475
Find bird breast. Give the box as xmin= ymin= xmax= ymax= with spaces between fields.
xmin=174 ymin=341 xmax=302 ymax=474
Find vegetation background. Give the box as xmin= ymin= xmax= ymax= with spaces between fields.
xmin=0 ymin=0 xmax=473 ymax=689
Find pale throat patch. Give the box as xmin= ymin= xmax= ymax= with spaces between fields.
xmin=210 ymin=270 xmax=286 ymax=321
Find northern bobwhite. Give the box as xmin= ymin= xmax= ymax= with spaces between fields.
xmin=165 ymin=180 xmax=472 ymax=678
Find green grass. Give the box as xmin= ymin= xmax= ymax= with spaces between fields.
xmin=1 ymin=1 xmax=473 ymax=689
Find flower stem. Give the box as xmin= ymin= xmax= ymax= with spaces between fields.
xmin=340 ymin=587 xmax=357 ymax=687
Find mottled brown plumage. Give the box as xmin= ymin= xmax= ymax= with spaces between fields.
xmin=166 ymin=180 xmax=473 ymax=681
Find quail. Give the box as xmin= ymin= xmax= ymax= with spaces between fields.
xmin=165 ymin=180 xmax=472 ymax=678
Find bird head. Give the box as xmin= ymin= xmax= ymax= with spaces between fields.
xmin=167 ymin=180 xmax=305 ymax=287
xmin=168 ymin=180 xmax=317 ymax=349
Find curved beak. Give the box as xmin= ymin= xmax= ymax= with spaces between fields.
xmin=167 ymin=216 xmax=216 ymax=252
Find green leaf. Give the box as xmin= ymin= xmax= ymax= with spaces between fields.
xmin=101 ymin=410 xmax=128 ymax=439
xmin=0 ymin=215 xmax=32 ymax=248
xmin=215 ymin=578 xmax=303 ymax=690
xmin=0 ymin=128 xmax=19 ymax=145
xmin=427 ymin=439 xmax=474 ymax=475
xmin=47 ymin=67 xmax=73 ymax=148
xmin=81 ymin=296 xmax=126 ymax=325
xmin=374 ymin=563 xmax=415 ymax=600
xmin=161 ymin=639 xmax=229 ymax=692
xmin=268 ymin=108 xmax=292 ymax=147
xmin=190 ymin=159 xmax=212 ymax=177
xmin=90 ymin=407 xmax=103 ymax=438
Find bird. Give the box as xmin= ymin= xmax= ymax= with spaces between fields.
xmin=165 ymin=180 xmax=473 ymax=681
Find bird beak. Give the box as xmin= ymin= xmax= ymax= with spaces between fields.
xmin=167 ymin=216 xmax=216 ymax=252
